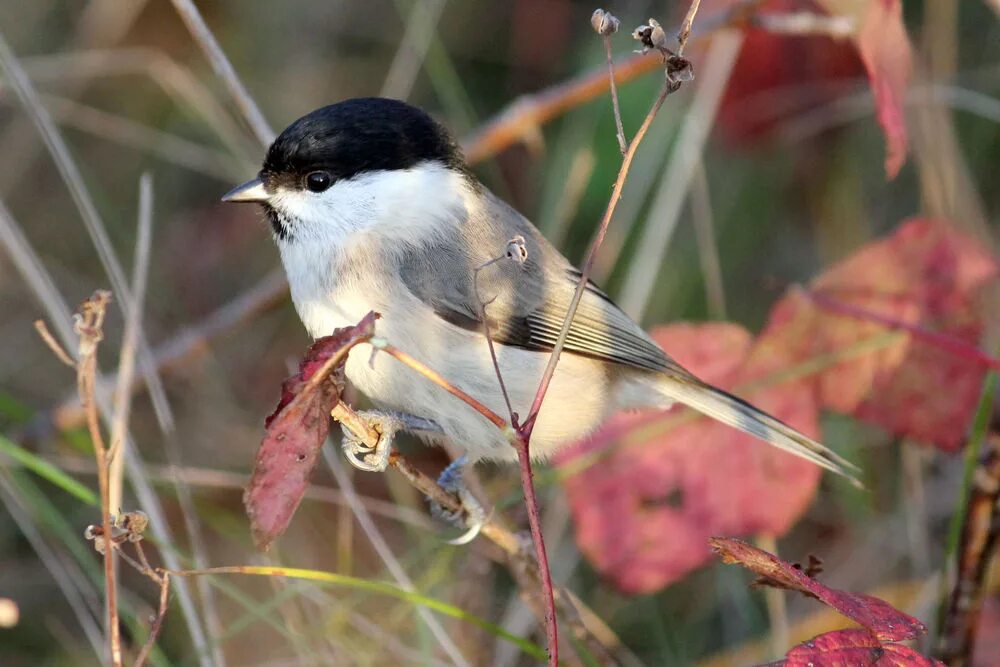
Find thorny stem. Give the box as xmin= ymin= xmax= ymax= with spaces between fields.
xmin=602 ymin=34 xmax=628 ymax=155
xmin=74 ymin=291 xmax=123 ymax=667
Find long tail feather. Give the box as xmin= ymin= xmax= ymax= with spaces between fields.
xmin=659 ymin=375 xmax=862 ymax=486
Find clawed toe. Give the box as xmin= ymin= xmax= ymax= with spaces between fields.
xmin=430 ymin=455 xmax=486 ymax=544
xmin=340 ymin=410 xmax=404 ymax=473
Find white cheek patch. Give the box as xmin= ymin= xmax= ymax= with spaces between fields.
xmin=268 ymin=162 xmax=474 ymax=247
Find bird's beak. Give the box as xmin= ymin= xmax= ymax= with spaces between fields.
xmin=222 ymin=177 xmax=269 ymax=203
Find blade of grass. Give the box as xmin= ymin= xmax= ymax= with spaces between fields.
xmin=0 ymin=434 xmax=97 ymax=504
xmin=0 ymin=199 xmax=214 ymax=667
xmin=169 ymin=565 xmax=548 ymax=662
xmin=322 ymin=444 xmax=470 ymax=667
xmin=0 ymin=470 xmax=104 ymax=659
xmin=618 ymin=30 xmax=744 ymax=319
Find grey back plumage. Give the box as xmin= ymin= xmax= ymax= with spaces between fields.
xmin=399 ymin=188 xmax=689 ymax=377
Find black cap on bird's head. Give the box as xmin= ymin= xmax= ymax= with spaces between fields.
xmin=222 ymin=97 xmax=467 ymax=205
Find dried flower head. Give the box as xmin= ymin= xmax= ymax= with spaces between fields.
xmin=591 ymin=9 xmax=620 ymax=36
xmin=633 ymin=18 xmax=669 ymax=54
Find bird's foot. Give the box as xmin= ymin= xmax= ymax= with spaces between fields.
xmin=431 ymin=455 xmax=486 ymax=545
xmin=341 ymin=410 xmax=405 ymax=472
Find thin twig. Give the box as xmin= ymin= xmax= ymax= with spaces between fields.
xmin=73 ymin=291 xmax=122 ymax=667
xmin=600 ymin=28 xmax=627 ymax=154
xmin=524 ymin=80 xmax=674 ymax=431
xmin=510 ymin=433 xmax=558 ymax=666
xmin=1 ymin=198 xmax=213 ymax=666
xmin=168 ymin=0 xmax=275 ymax=147
xmin=373 ymin=342 xmax=508 ymax=430
xmin=133 ymin=572 xmax=170 ymax=667
xmin=677 ymin=0 xmax=704 ymax=54
xmin=473 ymin=251 xmax=522 ymax=421
xmin=33 ymin=320 xmax=76 ymax=367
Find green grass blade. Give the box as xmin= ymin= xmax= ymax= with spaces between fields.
xmin=0 ymin=434 xmax=97 ymax=504
xmin=175 ymin=565 xmax=547 ymax=661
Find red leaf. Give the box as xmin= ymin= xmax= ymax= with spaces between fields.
xmin=765 ymin=219 xmax=999 ymax=450
xmin=856 ymin=0 xmax=913 ymax=179
xmin=244 ymin=312 xmax=378 ymax=550
xmin=777 ymin=628 xmax=944 ymax=666
xmin=712 ymin=538 xmax=928 ymax=642
xmin=561 ymin=219 xmax=997 ymax=593
xmin=707 ymin=0 xmax=865 ymax=146
xmin=558 ymin=323 xmax=822 ymax=593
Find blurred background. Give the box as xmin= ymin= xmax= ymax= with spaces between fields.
xmin=0 ymin=1 xmax=998 ymax=665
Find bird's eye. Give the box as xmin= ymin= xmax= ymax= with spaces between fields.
xmin=305 ymin=171 xmax=332 ymax=193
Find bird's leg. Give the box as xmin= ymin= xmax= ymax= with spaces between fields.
xmin=340 ymin=410 xmax=442 ymax=472
xmin=340 ymin=410 xmax=402 ymax=472
xmin=431 ymin=454 xmax=486 ymax=545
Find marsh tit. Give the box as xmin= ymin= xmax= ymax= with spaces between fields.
xmin=223 ymin=97 xmax=856 ymax=481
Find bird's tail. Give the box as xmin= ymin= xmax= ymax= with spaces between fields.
xmin=658 ymin=373 xmax=861 ymax=486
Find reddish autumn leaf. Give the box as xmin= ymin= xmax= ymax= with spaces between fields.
xmin=244 ymin=312 xmax=378 ymax=550
xmin=712 ymin=538 xmax=928 ymax=642
xmin=557 ymin=322 xmax=822 ymax=593
xmin=777 ymin=628 xmax=944 ymax=666
xmin=762 ymin=219 xmax=999 ymax=450
xmin=855 ymin=0 xmax=913 ymax=179
xmin=705 ymin=0 xmax=865 ymax=145
xmin=561 ymin=219 xmax=997 ymax=593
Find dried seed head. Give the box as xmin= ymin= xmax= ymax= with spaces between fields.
xmin=591 ymin=9 xmax=620 ymax=36
xmin=633 ymin=18 xmax=669 ymax=53
xmin=666 ymin=55 xmax=695 ymax=84
xmin=116 ymin=509 xmax=150 ymax=542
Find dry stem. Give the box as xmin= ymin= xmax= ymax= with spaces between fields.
xmin=72 ymin=290 xmax=122 ymax=667
xmin=938 ymin=434 xmax=1000 ymax=665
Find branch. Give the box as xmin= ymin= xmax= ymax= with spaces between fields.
xmin=70 ymin=290 xmax=122 ymax=667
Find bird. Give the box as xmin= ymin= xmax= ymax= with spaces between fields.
xmin=223 ymin=97 xmax=857 ymax=483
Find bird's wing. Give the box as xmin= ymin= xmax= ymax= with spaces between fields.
xmin=397 ymin=189 xmax=688 ymax=376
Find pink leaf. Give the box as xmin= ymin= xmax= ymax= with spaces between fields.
xmin=244 ymin=312 xmax=378 ymax=550
xmin=558 ymin=323 xmax=821 ymax=593
xmin=857 ymin=0 xmax=913 ymax=179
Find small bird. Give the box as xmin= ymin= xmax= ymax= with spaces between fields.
xmin=224 ymin=97 xmax=856 ymax=481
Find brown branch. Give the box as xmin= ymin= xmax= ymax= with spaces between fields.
xmin=70 ymin=290 xmax=123 ymax=667
xmin=133 ymin=571 xmax=170 ymax=667
xmin=938 ymin=433 xmax=1000 ymax=666
xmin=373 ymin=341 xmax=508 ymax=430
